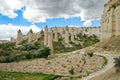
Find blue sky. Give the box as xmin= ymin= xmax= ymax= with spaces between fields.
xmin=0 ymin=0 xmax=106 ymax=40
xmin=0 ymin=9 xmax=101 ymax=28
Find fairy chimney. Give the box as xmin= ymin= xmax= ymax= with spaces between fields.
xmin=64 ymin=26 xmax=69 ymax=44
xmin=70 ymin=27 xmax=75 ymax=42
xmin=48 ymin=29 xmax=54 ymax=52
xmin=44 ymin=25 xmax=48 ymax=46
xmin=28 ymin=29 xmax=36 ymax=43
xmin=54 ymin=27 xmax=58 ymax=42
xmin=16 ymin=29 xmax=23 ymax=45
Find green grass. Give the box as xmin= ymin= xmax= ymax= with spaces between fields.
xmin=0 ymin=71 xmax=60 ymax=80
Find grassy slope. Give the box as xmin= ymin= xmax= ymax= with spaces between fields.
xmin=0 ymin=71 xmax=59 ymax=80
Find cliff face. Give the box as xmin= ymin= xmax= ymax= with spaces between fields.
xmin=101 ymin=0 xmax=120 ymax=41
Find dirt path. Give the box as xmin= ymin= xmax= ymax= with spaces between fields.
xmin=81 ymin=52 xmax=120 ymax=80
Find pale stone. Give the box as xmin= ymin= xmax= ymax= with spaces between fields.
xmin=101 ymin=0 xmax=120 ymax=41
xmin=44 ymin=25 xmax=48 ymax=46
xmin=16 ymin=29 xmax=23 ymax=45
xmin=28 ymin=29 xmax=36 ymax=43
xmin=54 ymin=27 xmax=58 ymax=42
xmin=48 ymin=29 xmax=54 ymax=51
xmin=64 ymin=26 xmax=69 ymax=44
xmin=70 ymin=27 xmax=75 ymax=42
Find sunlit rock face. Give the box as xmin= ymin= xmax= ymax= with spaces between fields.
xmin=16 ymin=29 xmax=23 ymax=45
xmin=44 ymin=25 xmax=48 ymax=46
xmin=28 ymin=29 xmax=36 ymax=43
xmin=101 ymin=0 xmax=120 ymax=41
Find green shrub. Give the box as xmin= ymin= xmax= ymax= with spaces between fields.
xmin=25 ymin=52 xmax=33 ymax=59
xmin=87 ymin=52 xmax=94 ymax=57
xmin=0 ymin=49 xmax=10 ymax=56
xmin=68 ymin=66 xmax=74 ymax=75
xmin=0 ymin=42 xmax=15 ymax=49
xmin=36 ymin=47 xmax=50 ymax=58
xmin=22 ymin=43 xmax=38 ymax=50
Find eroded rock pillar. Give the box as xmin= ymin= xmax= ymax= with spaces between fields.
xmin=64 ymin=26 xmax=69 ymax=44
xmin=16 ymin=29 xmax=23 ymax=45
xmin=44 ymin=26 xmax=48 ymax=46
xmin=48 ymin=29 xmax=54 ymax=52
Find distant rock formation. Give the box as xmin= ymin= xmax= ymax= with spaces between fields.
xmin=16 ymin=29 xmax=23 ymax=45
xmin=70 ymin=27 xmax=75 ymax=42
xmin=54 ymin=27 xmax=58 ymax=42
xmin=44 ymin=25 xmax=48 ymax=46
xmin=13 ymin=26 xmax=101 ymax=51
xmin=28 ymin=29 xmax=36 ymax=43
xmin=64 ymin=26 xmax=69 ymax=44
xmin=101 ymin=0 xmax=120 ymax=41
xmin=47 ymin=29 xmax=54 ymax=51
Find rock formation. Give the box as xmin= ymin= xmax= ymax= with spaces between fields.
xmin=14 ymin=26 xmax=101 ymax=50
xmin=16 ymin=29 xmax=23 ymax=45
xmin=101 ymin=0 xmax=120 ymax=41
xmin=47 ymin=29 xmax=54 ymax=51
xmin=28 ymin=29 xmax=36 ymax=43
xmin=64 ymin=26 xmax=69 ymax=44
xmin=44 ymin=26 xmax=48 ymax=46
xmin=54 ymin=27 xmax=58 ymax=42
xmin=70 ymin=27 xmax=75 ymax=42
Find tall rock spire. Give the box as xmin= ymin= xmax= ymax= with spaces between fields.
xmin=48 ymin=29 xmax=54 ymax=52
xmin=28 ymin=29 xmax=36 ymax=43
xmin=64 ymin=26 xmax=69 ymax=44
xmin=44 ymin=25 xmax=48 ymax=46
xmin=54 ymin=27 xmax=58 ymax=42
xmin=16 ymin=29 xmax=23 ymax=45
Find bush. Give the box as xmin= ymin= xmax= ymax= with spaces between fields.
xmin=68 ymin=66 xmax=74 ymax=75
xmin=36 ymin=47 xmax=50 ymax=58
xmin=87 ymin=52 xmax=94 ymax=57
xmin=25 ymin=52 xmax=33 ymax=59
xmin=0 ymin=49 xmax=10 ymax=56
xmin=0 ymin=42 xmax=15 ymax=49
xmin=0 ymin=55 xmax=17 ymax=63
xmin=22 ymin=43 xmax=38 ymax=50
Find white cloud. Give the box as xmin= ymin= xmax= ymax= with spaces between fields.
xmin=69 ymin=25 xmax=80 ymax=27
xmin=0 ymin=24 xmax=41 ymax=40
xmin=83 ymin=20 xmax=92 ymax=27
xmin=0 ymin=0 xmax=23 ymax=18
xmin=0 ymin=0 xmax=107 ymax=23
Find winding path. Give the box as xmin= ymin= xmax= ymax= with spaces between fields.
xmin=81 ymin=52 xmax=120 ymax=80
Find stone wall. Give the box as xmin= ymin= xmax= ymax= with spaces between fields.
xmin=101 ymin=0 xmax=120 ymax=41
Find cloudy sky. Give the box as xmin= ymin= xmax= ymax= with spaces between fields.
xmin=0 ymin=0 xmax=107 ymax=40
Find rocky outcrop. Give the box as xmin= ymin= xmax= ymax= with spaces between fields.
xmin=14 ymin=26 xmax=101 ymax=50
xmin=70 ymin=27 xmax=75 ymax=42
xmin=44 ymin=26 xmax=48 ymax=46
xmin=48 ymin=29 xmax=54 ymax=51
xmin=54 ymin=27 xmax=58 ymax=42
xmin=16 ymin=29 xmax=23 ymax=45
xmin=64 ymin=26 xmax=69 ymax=44
xmin=101 ymin=0 xmax=120 ymax=41
xmin=28 ymin=29 xmax=36 ymax=43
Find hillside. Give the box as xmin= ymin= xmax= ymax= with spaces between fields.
xmin=93 ymin=36 xmax=120 ymax=52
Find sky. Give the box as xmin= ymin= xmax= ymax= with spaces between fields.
xmin=0 ymin=0 xmax=107 ymax=40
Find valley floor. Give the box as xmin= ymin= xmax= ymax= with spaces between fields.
xmin=0 ymin=44 xmax=120 ymax=80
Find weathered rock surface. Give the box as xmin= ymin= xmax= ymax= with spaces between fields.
xmin=101 ymin=0 xmax=120 ymax=41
